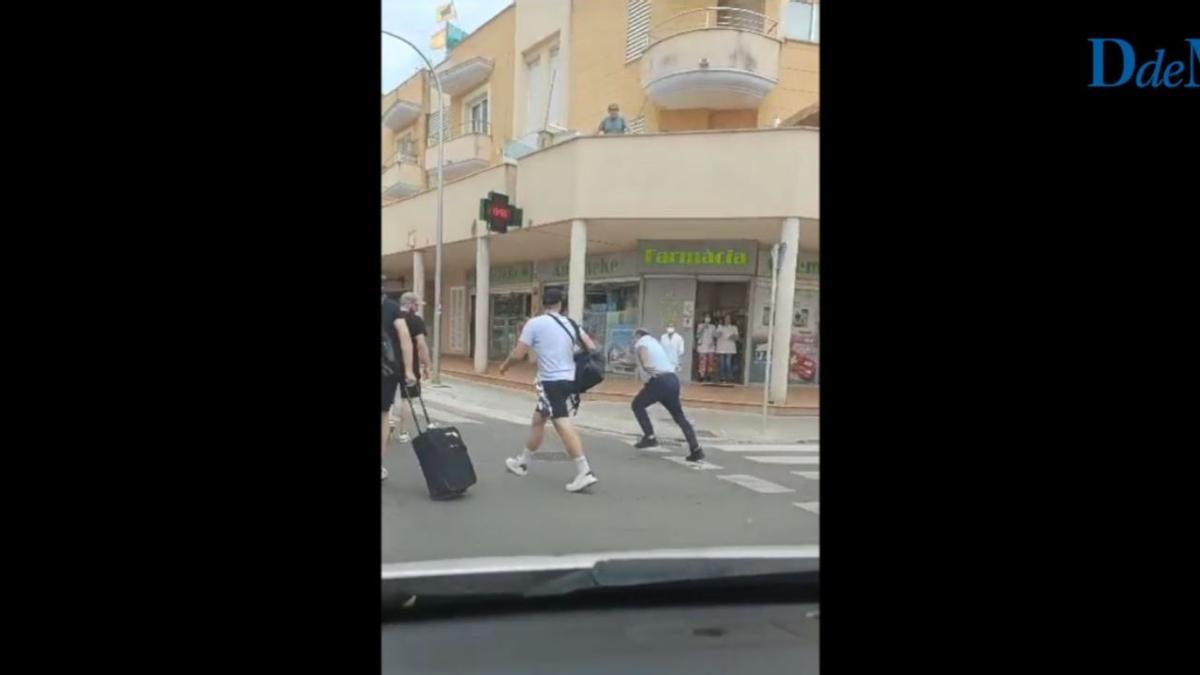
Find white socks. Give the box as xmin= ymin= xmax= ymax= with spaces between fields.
xmin=574 ymin=456 xmax=591 ymax=476
xmin=517 ymin=448 xmax=533 ymax=465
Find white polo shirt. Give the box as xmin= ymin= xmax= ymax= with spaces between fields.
xmin=635 ymin=334 xmax=676 ymax=383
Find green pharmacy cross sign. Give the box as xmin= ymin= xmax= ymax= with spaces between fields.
xmin=480 ymin=191 xmax=523 ymax=234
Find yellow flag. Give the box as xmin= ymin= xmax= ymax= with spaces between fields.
xmin=430 ymin=26 xmax=447 ymax=50
xmin=435 ymin=2 xmax=457 ymax=23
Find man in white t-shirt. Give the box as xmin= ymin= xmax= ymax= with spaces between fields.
xmin=497 ymin=288 xmax=600 ymax=493
xmin=660 ymin=322 xmax=685 ymax=373
xmin=714 ymin=315 xmax=740 ymax=383
xmin=695 ymin=314 xmax=718 ymax=382
xmin=631 ymin=328 xmax=704 ymax=462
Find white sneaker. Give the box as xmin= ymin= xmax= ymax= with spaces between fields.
xmin=381 ymin=466 xmax=389 ymax=481
xmin=394 ymin=431 xmax=411 ymax=443
xmin=565 ymin=472 xmax=598 ymax=493
xmin=504 ymin=457 xmax=528 ymax=477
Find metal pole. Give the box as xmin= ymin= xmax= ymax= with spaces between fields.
xmin=382 ymin=31 xmax=445 ymax=384
xmin=763 ymin=243 xmax=780 ymax=432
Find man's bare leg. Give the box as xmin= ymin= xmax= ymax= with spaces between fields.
xmin=553 ymin=417 xmax=598 ymax=492
xmin=381 ymin=413 xmax=390 ymax=481
xmin=506 ymin=411 xmax=547 ymax=476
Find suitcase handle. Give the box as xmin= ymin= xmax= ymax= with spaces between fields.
xmin=404 ymin=384 xmax=434 ymax=434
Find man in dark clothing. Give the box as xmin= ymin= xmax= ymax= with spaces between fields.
xmin=389 ymin=291 xmax=432 ymax=442
xmin=382 ymin=291 xmax=416 ymax=482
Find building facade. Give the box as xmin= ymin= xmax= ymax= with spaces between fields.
xmin=382 ymin=0 xmax=820 ymax=403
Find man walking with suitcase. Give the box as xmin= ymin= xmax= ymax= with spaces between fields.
xmin=388 ymin=292 xmax=433 ymax=443
xmin=381 ymin=289 xmax=416 ymax=482
xmin=631 ymin=328 xmax=705 ymax=463
xmin=498 ymin=287 xmax=600 ymax=493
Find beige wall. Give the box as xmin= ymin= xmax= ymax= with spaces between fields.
xmin=758 ymin=40 xmax=819 ymax=126
xmin=515 ymin=127 xmax=817 ymax=225
xmin=381 ymin=163 xmax=516 ymax=257
xmin=514 ymin=0 xmax=572 ymax=138
xmin=569 ymin=0 xmax=797 ymax=135
xmin=381 ymin=71 xmax=428 ymax=169
xmin=433 ymin=5 xmax=516 ymax=166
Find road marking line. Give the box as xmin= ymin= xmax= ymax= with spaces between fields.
xmin=662 ymin=457 xmax=724 ymax=470
xmin=712 ymin=444 xmax=820 ymax=453
xmin=745 ymin=456 xmax=820 ymax=465
xmin=791 ymin=471 xmax=820 ymax=480
xmin=716 ymin=474 xmax=796 ymax=494
xmin=794 ymin=502 xmax=820 ymax=515
xmin=418 ymin=397 xmax=534 ymax=426
xmin=632 ymin=444 xmax=672 ymax=453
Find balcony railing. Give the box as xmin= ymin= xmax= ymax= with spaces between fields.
xmin=647 ymin=7 xmax=779 ymax=47
xmin=427 ymin=121 xmax=492 ymax=148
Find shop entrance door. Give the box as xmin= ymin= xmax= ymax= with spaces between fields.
xmin=693 ymin=281 xmax=751 ymax=384
xmin=489 ymin=292 xmax=531 ymax=361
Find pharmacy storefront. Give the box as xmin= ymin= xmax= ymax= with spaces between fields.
xmin=638 ymin=240 xmax=760 ymax=385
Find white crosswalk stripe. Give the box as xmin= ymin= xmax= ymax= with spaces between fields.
xmin=712 ymin=444 xmax=819 ymax=453
xmin=794 ymin=502 xmax=820 ymax=515
xmin=717 ymin=474 xmax=796 ymax=494
xmin=745 ymin=455 xmax=820 ymax=465
xmin=662 ymin=457 xmax=724 ymax=470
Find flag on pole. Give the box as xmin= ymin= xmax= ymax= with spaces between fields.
xmin=446 ymin=23 xmax=468 ymax=50
xmin=430 ymin=26 xmax=447 ymax=50
xmin=435 ymin=1 xmax=457 ymax=23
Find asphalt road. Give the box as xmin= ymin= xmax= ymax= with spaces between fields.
xmin=381 ymin=400 xmax=819 ymax=563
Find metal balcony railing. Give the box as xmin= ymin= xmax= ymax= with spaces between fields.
xmin=647 ymin=7 xmax=779 ymax=47
xmin=427 ymin=121 xmax=492 ymax=148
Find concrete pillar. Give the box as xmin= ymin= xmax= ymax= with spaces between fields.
xmin=412 ymin=250 xmax=425 ymax=301
xmin=568 ymin=219 xmax=587 ymax=323
xmin=474 ymin=236 xmax=490 ymax=374
xmin=769 ymin=217 xmax=801 ymax=404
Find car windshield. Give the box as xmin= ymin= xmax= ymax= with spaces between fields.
xmin=380 ymin=0 xmax=819 ymax=600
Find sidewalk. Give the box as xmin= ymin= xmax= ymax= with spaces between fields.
xmin=422 ymin=371 xmax=820 ymax=445
xmin=438 ymin=355 xmax=819 ymax=416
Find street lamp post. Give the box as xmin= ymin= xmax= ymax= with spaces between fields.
xmin=382 ymin=30 xmax=445 ymax=384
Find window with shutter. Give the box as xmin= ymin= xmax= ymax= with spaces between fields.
xmin=625 ymin=0 xmax=651 ymax=61
xmin=628 ymin=116 xmax=646 ymax=134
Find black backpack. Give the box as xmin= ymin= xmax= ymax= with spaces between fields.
xmin=382 ymin=296 xmax=399 ymax=377
xmin=548 ymin=313 xmax=605 ymax=394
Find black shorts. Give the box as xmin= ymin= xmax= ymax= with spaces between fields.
xmin=535 ymin=380 xmax=575 ymax=419
xmin=381 ymin=374 xmax=400 ymax=412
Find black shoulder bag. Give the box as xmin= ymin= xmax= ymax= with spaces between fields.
xmin=548 ymin=313 xmax=605 ymax=394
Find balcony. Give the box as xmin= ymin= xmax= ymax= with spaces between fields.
xmin=640 ymin=7 xmax=781 ymax=110
xmin=425 ymin=122 xmax=493 ymax=181
xmin=381 ymin=98 xmax=421 ymax=132
xmin=435 ymin=56 xmax=494 ymax=97
xmin=381 ymin=154 xmax=423 ymax=200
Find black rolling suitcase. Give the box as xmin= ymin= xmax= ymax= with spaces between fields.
xmin=406 ymin=392 xmax=476 ymax=500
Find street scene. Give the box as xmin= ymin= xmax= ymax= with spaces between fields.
xmin=382 ymin=377 xmax=818 ymax=563
xmin=381 ymin=0 xmax=819 ymax=565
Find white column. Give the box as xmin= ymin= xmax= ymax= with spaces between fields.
xmin=769 ymin=217 xmax=801 ymax=404
xmin=412 ymin=250 xmax=426 ymax=302
xmin=474 ymin=236 xmax=490 ymax=374
xmin=568 ymin=219 xmax=587 ymax=322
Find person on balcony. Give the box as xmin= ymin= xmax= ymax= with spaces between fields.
xmin=597 ymin=103 xmax=628 ymax=135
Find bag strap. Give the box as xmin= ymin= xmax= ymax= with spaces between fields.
xmin=547 ymin=312 xmax=586 ymax=352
